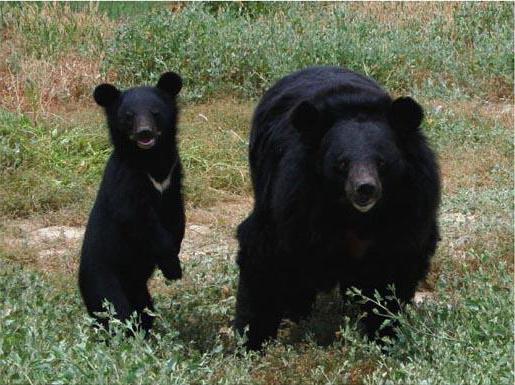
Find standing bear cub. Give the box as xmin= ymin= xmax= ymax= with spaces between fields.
xmin=79 ymin=72 xmax=185 ymax=332
xmin=234 ymin=66 xmax=441 ymax=350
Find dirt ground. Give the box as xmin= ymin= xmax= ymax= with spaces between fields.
xmin=1 ymin=195 xmax=437 ymax=304
xmin=0 ymin=197 xmax=251 ymax=272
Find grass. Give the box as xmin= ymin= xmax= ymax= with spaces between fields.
xmin=103 ymin=3 xmax=513 ymax=101
xmin=1 ymin=98 xmax=510 ymax=218
xmin=0 ymin=99 xmax=252 ymax=217
xmin=0 ymin=2 xmax=513 ymax=384
xmin=0 ymin=108 xmax=109 ymax=218
xmin=0 ymin=246 xmax=512 ymax=384
xmin=1 ymin=3 xmax=512 ymax=116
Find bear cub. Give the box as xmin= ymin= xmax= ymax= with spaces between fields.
xmin=234 ymin=66 xmax=441 ymax=350
xmin=79 ymin=72 xmax=185 ymax=332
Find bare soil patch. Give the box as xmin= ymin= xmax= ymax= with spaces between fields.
xmin=0 ymin=197 xmax=252 ymax=275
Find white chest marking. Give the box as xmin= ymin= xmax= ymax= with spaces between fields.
xmin=147 ymin=161 xmax=176 ymax=194
xmin=148 ymin=173 xmax=171 ymax=193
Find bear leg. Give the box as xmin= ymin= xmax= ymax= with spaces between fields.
xmin=247 ymin=311 xmax=282 ymax=351
xmin=234 ymin=272 xmax=282 ymax=351
xmin=358 ymin=280 xmax=417 ymax=342
xmin=284 ymin=287 xmax=317 ymax=322
xmin=234 ymin=274 xmax=252 ymax=337
xmin=79 ymin=267 xmax=135 ymax=330
xmin=126 ymin=284 xmax=155 ymax=332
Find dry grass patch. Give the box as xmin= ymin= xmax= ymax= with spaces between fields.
xmin=0 ymin=53 xmax=104 ymax=119
xmin=180 ymin=98 xmax=254 ymax=205
xmin=347 ymin=2 xmax=459 ymax=29
xmin=0 ymin=2 xmax=115 ymax=119
xmin=440 ymin=145 xmax=511 ymax=195
xmin=1 ymin=2 xmax=113 ymax=58
xmin=187 ymin=196 xmax=252 ymax=233
xmin=429 ymin=221 xmax=513 ymax=286
xmin=251 ymin=345 xmax=351 ymax=385
xmin=428 ymin=99 xmax=514 ymax=129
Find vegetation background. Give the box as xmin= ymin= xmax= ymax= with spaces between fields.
xmin=0 ymin=2 xmax=513 ymax=384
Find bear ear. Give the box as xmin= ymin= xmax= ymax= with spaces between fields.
xmin=290 ymin=100 xmax=322 ymax=144
xmin=157 ymin=71 xmax=183 ymax=96
xmin=389 ymin=97 xmax=424 ymax=132
xmin=93 ymin=84 xmax=120 ymax=108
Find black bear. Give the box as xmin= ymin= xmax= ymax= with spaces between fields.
xmin=79 ymin=72 xmax=185 ymax=333
xmin=234 ymin=66 xmax=441 ymax=350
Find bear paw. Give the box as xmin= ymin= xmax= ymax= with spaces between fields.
xmin=157 ymin=257 xmax=182 ymax=280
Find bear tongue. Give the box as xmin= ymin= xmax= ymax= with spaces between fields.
xmin=137 ymin=137 xmax=156 ymax=149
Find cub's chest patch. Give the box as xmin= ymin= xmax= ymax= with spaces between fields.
xmin=344 ymin=230 xmax=372 ymax=260
xmin=148 ymin=173 xmax=171 ymax=193
xmin=147 ymin=159 xmax=176 ymax=194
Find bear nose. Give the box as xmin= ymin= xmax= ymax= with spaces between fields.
xmin=356 ymin=183 xmax=376 ymax=199
xmin=135 ymin=128 xmax=154 ymax=140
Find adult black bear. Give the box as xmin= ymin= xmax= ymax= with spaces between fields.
xmin=234 ymin=66 xmax=440 ymax=350
xmin=79 ymin=72 xmax=185 ymax=333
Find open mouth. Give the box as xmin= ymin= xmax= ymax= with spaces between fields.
xmin=351 ymin=198 xmax=377 ymax=213
xmin=136 ymin=137 xmax=156 ymax=149
xmin=134 ymin=130 xmax=157 ymax=149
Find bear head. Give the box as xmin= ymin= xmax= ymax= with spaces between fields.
xmin=93 ymin=72 xmax=182 ymax=153
xmin=290 ymin=96 xmax=424 ymax=213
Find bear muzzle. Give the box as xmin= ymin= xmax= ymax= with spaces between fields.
xmin=129 ymin=115 xmax=161 ymax=150
xmin=133 ymin=128 xmax=158 ymax=149
xmin=351 ymin=183 xmax=381 ymax=212
xmin=345 ymin=163 xmax=382 ymax=213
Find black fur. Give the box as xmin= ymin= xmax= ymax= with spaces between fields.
xmin=234 ymin=66 xmax=441 ymax=350
xmin=79 ymin=72 xmax=185 ymax=333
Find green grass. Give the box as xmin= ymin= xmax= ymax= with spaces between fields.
xmin=103 ymin=3 xmax=513 ymax=101
xmin=0 ymin=97 xmax=512 ymax=383
xmin=0 ymin=3 xmax=513 ymax=384
xmin=371 ymin=254 xmax=513 ymax=384
xmin=1 ymin=3 xmax=512 ymax=103
xmin=179 ymin=100 xmax=253 ymax=205
xmin=0 ymin=109 xmax=109 ymax=218
xmin=80 ymin=1 xmax=169 ymax=21
xmin=0 ymin=99 xmax=253 ymax=217
xmin=1 ymin=97 xmax=511 ymax=217
xmin=0 ymin=246 xmax=512 ymax=384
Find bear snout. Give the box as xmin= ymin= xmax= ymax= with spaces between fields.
xmin=352 ymin=183 xmax=382 ymax=212
xmin=128 ymin=114 xmax=162 ymax=150
xmin=133 ymin=128 xmax=157 ymax=149
xmin=355 ymin=182 xmax=379 ymax=202
xmin=346 ymin=163 xmax=382 ymax=212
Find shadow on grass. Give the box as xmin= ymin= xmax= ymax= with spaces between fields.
xmin=154 ymin=288 xmax=363 ymax=354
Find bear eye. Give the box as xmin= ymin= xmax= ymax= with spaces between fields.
xmin=377 ymin=159 xmax=385 ymax=168
xmin=151 ymin=109 xmax=160 ymax=118
xmin=125 ymin=111 xmax=134 ymax=121
xmin=338 ymin=160 xmax=347 ymax=171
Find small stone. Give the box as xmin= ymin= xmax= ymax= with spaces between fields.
xmin=414 ymin=291 xmax=434 ymax=305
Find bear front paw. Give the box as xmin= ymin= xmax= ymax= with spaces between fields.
xmin=157 ymin=257 xmax=182 ymax=280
